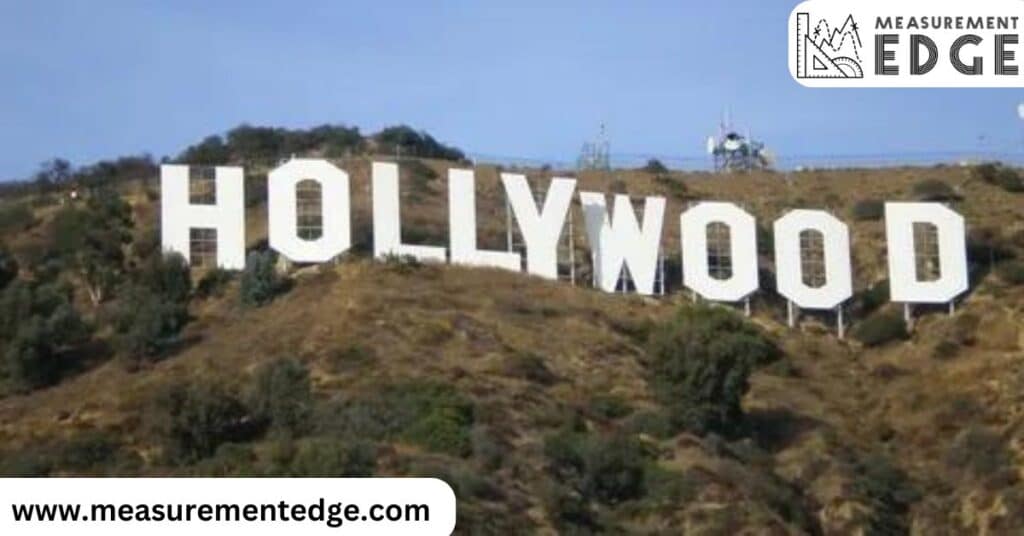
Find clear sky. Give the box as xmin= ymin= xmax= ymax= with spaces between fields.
xmin=2 ymin=0 xmax=1023 ymax=179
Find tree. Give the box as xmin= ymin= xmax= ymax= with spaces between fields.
xmin=136 ymin=252 xmax=191 ymax=304
xmin=50 ymin=188 xmax=133 ymax=304
xmin=178 ymin=136 xmax=231 ymax=166
xmin=0 ymin=281 xmax=89 ymax=391
xmin=153 ymin=382 xmax=258 ymax=463
xmin=645 ymin=305 xmax=780 ymax=437
xmin=112 ymin=286 xmax=188 ymax=362
xmin=248 ymin=358 xmax=313 ymax=437
xmin=239 ymin=250 xmax=286 ymax=307
xmin=642 ymin=158 xmax=669 ymax=174
xmin=33 ymin=158 xmax=73 ymax=190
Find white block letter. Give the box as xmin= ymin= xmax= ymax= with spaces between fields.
xmin=268 ymin=158 xmax=351 ymax=263
xmin=885 ymin=202 xmax=968 ymax=303
xmin=501 ymin=174 xmax=576 ymax=279
xmin=372 ymin=162 xmax=447 ymax=262
xmin=680 ymin=202 xmax=759 ymax=302
xmin=773 ymin=210 xmax=852 ymax=309
xmin=449 ymin=168 xmax=520 ymax=271
xmin=580 ymin=193 xmax=665 ymax=295
xmin=160 ymin=164 xmax=245 ymax=269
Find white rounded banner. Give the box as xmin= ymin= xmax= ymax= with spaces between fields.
xmin=0 ymin=478 xmax=456 ymax=535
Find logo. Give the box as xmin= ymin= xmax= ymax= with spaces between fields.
xmin=789 ymin=0 xmax=1024 ymax=88
xmin=795 ymin=13 xmax=864 ymax=79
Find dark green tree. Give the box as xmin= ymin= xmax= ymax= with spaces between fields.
xmin=645 ymin=305 xmax=780 ymax=437
xmin=239 ymin=250 xmax=286 ymax=307
xmin=50 ymin=188 xmax=133 ymax=304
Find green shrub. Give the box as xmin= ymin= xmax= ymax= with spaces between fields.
xmin=248 ymin=358 xmax=313 ymax=437
xmin=931 ymin=340 xmax=961 ymax=361
xmin=153 ymin=381 xmax=260 ymax=464
xmin=854 ymin=279 xmax=890 ymax=316
xmin=0 ymin=449 xmax=52 ymax=476
xmin=504 ymin=352 xmax=558 ymax=385
xmin=0 ymin=202 xmax=36 ymax=233
xmin=624 ymin=409 xmax=676 ymax=439
xmin=52 ymin=431 xmax=123 ymax=472
xmin=0 ymin=281 xmax=89 ymax=391
xmin=280 ymin=438 xmax=377 ymax=477
xmin=178 ymin=135 xmax=231 ymax=165
xmin=996 ymin=261 xmax=1024 ymax=285
xmin=851 ymin=454 xmax=920 ymax=536
xmin=49 ymin=188 xmax=134 ymax=304
xmin=544 ymin=430 xmax=651 ymax=506
xmin=4 ymin=317 xmax=61 ymax=390
xmin=136 ymin=252 xmax=191 ymax=304
xmin=195 ymin=268 xmax=234 ymax=298
xmin=645 ymin=305 xmax=780 ymax=437
xmin=946 ymin=426 xmax=1010 ymax=479
xmin=376 ymin=125 xmax=465 ymax=161
xmin=240 ymin=250 xmax=287 ymax=307
xmin=852 ymin=311 xmax=908 ymax=347
xmin=642 ymin=159 xmax=668 ymax=174
xmin=971 ymin=163 xmax=1024 ymax=193
xmin=322 ymin=381 xmax=475 ymax=457
xmin=588 ymin=394 xmax=633 ymax=420
xmin=911 ymin=179 xmax=960 ymax=202
xmin=851 ymin=199 xmax=885 ymax=221
xmin=541 ymin=482 xmax=601 ymax=533
xmin=113 ymin=286 xmax=188 ymax=362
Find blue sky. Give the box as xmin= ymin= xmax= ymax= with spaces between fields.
xmin=1 ymin=0 xmax=1023 ymax=179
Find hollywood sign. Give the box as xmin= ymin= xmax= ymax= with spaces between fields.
xmin=160 ymin=159 xmax=968 ymax=314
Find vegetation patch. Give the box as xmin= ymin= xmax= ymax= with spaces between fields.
xmin=645 ymin=304 xmax=780 ymax=437
xmin=852 ymin=311 xmax=908 ymax=347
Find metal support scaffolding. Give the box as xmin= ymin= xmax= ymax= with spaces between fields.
xmin=837 ymin=305 xmax=845 ymax=339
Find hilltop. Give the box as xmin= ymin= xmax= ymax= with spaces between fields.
xmin=0 ymin=126 xmax=1023 ymax=533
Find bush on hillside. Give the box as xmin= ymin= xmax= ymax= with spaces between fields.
xmin=544 ymin=430 xmax=651 ymax=506
xmin=195 ymin=268 xmax=234 ymax=298
xmin=504 ymin=352 xmax=558 ymax=385
xmin=274 ymin=438 xmax=377 ymax=477
xmin=50 ymin=188 xmax=134 ymax=304
xmin=375 ymin=125 xmax=465 ymax=161
xmin=248 ymin=358 xmax=313 ymax=437
xmin=852 ymin=311 xmax=908 ymax=347
xmin=0 ymin=281 xmax=90 ymax=391
xmin=642 ymin=159 xmax=668 ymax=174
xmin=971 ymin=163 xmax=1024 ymax=193
xmin=239 ymin=250 xmax=287 ymax=307
xmin=645 ymin=305 xmax=780 ymax=437
xmin=135 ymin=252 xmax=191 ymax=304
xmin=0 ymin=202 xmax=36 ymax=234
xmin=112 ymin=286 xmax=188 ymax=362
xmin=321 ymin=381 xmax=475 ymax=457
xmin=851 ymin=454 xmax=921 ymax=535
xmin=153 ymin=382 xmax=260 ymax=464
xmin=911 ymin=179 xmax=960 ymax=202
xmin=945 ymin=426 xmax=1011 ymax=479
xmin=853 ymin=279 xmax=890 ymax=317
xmin=851 ymin=199 xmax=885 ymax=221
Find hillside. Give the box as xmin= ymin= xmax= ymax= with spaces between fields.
xmin=0 ymin=135 xmax=1023 ymax=533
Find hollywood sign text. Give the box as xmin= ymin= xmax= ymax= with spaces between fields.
xmin=160 ymin=159 xmax=969 ymax=312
